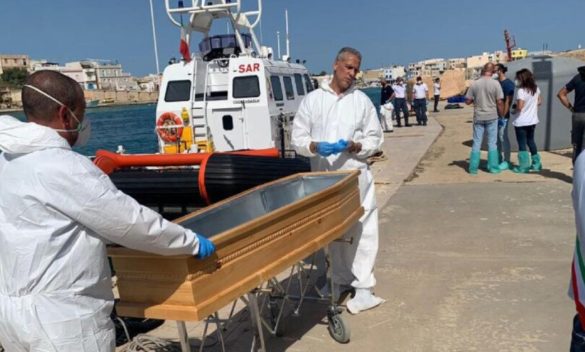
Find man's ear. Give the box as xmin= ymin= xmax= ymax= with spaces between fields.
xmin=57 ymin=105 xmax=71 ymax=129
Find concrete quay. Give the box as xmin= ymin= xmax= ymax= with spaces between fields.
xmin=117 ymin=103 xmax=576 ymax=351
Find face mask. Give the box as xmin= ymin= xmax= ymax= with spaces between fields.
xmin=492 ymin=73 xmax=499 ymax=79
xmin=514 ymin=80 xmax=520 ymax=87
xmin=417 ymin=81 xmax=422 ymax=85
xmin=23 ymin=85 xmax=91 ymax=147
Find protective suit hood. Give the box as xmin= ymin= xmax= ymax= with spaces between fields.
xmin=320 ymin=79 xmax=357 ymax=97
xmin=0 ymin=114 xmax=70 ymax=155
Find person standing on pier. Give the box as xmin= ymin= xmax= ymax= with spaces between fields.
xmin=465 ymin=62 xmax=504 ymax=174
xmin=433 ymin=77 xmax=441 ymax=113
xmin=379 ymin=79 xmax=395 ymax=132
xmin=392 ymin=77 xmax=410 ymax=127
xmin=412 ymin=76 xmax=429 ymax=126
xmin=494 ymin=63 xmax=515 ymax=170
xmin=510 ymin=68 xmax=542 ymax=173
xmin=292 ymin=47 xmax=385 ymax=314
xmin=558 ymin=66 xmax=585 ymax=163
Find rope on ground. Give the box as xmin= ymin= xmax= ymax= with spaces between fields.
xmin=122 ymin=334 xmax=182 ymax=352
xmin=116 ymin=315 xmax=226 ymax=352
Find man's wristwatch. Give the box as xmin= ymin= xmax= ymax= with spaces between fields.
xmin=569 ymin=105 xmax=575 ymax=113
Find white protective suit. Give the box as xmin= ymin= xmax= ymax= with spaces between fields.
xmin=291 ymin=81 xmax=383 ymax=289
xmin=379 ymin=102 xmax=394 ymax=132
xmin=0 ymin=115 xmax=201 ymax=352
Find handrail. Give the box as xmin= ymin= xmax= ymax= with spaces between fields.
xmin=164 ymin=0 xmax=242 ymax=28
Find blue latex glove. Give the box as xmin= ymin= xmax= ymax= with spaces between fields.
xmin=498 ymin=118 xmax=506 ymax=128
xmin=196 ymin=234 xmax=216 ymax=259
xmin=316 ymin=142 xmax=336 ymax=157
xmin=331 ymin=139 xmax=348 ymax=154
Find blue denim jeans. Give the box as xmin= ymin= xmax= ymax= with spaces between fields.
xmin=515 ymin=124 xmax=537 ymax=154
xmin=414 ymin=99 xmax=427 ymax=123
xmin=394 ymin=98 xmax=409 ymax=125
xmin=472 ymin=119 xmax=498 ymax=152
xmin=498 ymin=118 xmax=511 ymax=162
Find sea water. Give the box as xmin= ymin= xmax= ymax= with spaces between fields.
xmin=9 ymin=89 xmax=380 ymax=157
xmin=10 ymin=104 xmax=159 ymax=156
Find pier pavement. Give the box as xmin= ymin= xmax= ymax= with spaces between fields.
xmin=118 ymin=103 xmax=575 ymax=351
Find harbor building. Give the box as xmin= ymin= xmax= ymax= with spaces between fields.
xmin=0 ymin=54 xmax=29 ymax=75
xmin=511 ymin=48 xmax=528 ymax=60
xmin=383 ymin=65 xmax=406 ymax=81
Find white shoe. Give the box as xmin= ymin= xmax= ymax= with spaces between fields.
xmin=346 ymin=288 xmax=385 ymax=314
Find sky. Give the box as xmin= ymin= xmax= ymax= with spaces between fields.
xmin=0 ymin=0 xmax=584 ymax=76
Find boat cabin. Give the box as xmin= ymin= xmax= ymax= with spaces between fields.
xmin=155 ymin=0 xmax=315 ymax=155
xmin=156 ymin=34 xmax=314 ymax=155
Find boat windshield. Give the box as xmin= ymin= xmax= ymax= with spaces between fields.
xmin=199 ymin=34 xmax=252 ymax=61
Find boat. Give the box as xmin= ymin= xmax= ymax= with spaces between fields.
xmin=85 ymin=99 xmax=100 ymax=108
xmin=95 ymin=0 xmax=313 ymax=216
xmin=100 ymin=97 xmax=115 ymax=105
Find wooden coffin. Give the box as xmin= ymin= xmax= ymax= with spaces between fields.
xmin=108 ymin=170 xmax=363 ymax=321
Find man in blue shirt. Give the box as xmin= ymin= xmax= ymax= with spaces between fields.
xmin=558 ymin=66 xmax=585 ymax=163
xmin=495 ymin=63 xmax=515 ymax=170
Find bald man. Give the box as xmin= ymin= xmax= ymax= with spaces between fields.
xmin=465 ymin=63 xmax=505 ymax=174
xmin=0 ymin=70 xmax=214 ymax=351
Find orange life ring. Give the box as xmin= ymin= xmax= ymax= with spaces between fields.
xmin=156 ymin=112 xmax=184 ymax=143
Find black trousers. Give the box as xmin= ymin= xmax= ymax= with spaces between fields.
xmin=572 ymin=113 xmax=585 ymax=164
xmin=572 ymin=314 xmax=585 ymax=352
xmin=434 ymin=94 xmax=440 ymax=111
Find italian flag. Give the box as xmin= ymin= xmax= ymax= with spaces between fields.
xmin=572 ymin=238 xmax=585 ymax=326
xmin=180 ymin=25 xmax=191 ymax=62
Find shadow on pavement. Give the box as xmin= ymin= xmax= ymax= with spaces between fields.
xmin=538 ymin=169 xmax=573 ymax=184
xmin=181 ymin=260 xmax=348 ymax=352
xmin=449 ymin=160 xmax=469 ymax=172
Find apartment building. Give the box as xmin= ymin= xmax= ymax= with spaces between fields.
xmin=407 ymin=58 xmax=448 ymax=79
xmin=0 ymin=54 xmax=29 ymax=74
xmin=92 ymin=60 xmax=138 ymax=90
xmin=383 ymin=65 xmax=406 ymax=81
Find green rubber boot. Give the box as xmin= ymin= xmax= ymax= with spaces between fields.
xmin=498 ymin=152 xmax=510 ymax=170
xmin=468 ymin=151 xmax=480 ymax=175
xmin=531 ymin=153 xmax=542 ymax=172
xmin=487 ymin=149 xmax=501 ymax=174
xmin=512 ymin=151 xmax=531 ymax=173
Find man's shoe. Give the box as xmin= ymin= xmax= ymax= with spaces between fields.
xmin=405 ymin=124 xmax=412 ymax=127
xmin=346 ymin=288 xmax=385 ymax=315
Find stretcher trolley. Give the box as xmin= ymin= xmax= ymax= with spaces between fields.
xmin=108 ymin=170 xmax=363 ymax=351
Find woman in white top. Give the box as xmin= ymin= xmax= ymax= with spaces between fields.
xmin=512 ymin=68 xmax=543 ymax=173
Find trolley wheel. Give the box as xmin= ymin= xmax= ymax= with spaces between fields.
xmin=328 ymin=313 xmax=350 ymax=343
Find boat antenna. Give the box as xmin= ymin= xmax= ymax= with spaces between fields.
xmin=277 ymin=31 xmax=281 ymax=59
xmin=178 ymin=0 xmax=184 ymax=26
xmin=148 ymin=0 xmax=161 ymax=75
xmin=259 ymin=17 xmax=263 ymax=44
xmin=285 ymin=9 xmax=290 ymax=59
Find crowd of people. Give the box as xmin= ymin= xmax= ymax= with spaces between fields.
xmin=464 ymin=62 xmax=584 ymax=176
xmin=378 ymin=76 xmax=441 ymax=132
